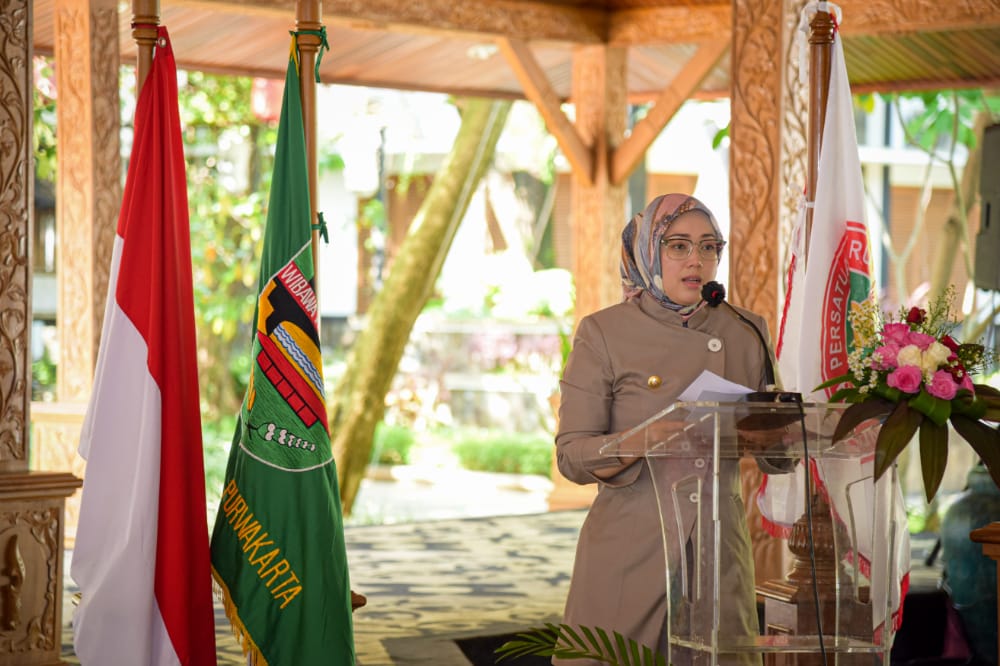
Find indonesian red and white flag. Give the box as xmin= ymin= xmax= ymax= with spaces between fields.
xmin=767 ymin=6 xmax=910 ymax=636
xmin=72 ymin=27 xmax=218 ymax=666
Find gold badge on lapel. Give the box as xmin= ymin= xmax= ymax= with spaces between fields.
xmin=647 ymin=375 xmax=662 ymax=389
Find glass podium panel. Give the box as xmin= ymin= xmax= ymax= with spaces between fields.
xmin=600 ymin=401 xmax=900 ymax=666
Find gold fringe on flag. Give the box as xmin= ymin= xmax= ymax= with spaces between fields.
xmin=212 ymin=567 xmax=268 ymax=666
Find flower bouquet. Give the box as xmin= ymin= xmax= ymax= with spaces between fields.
xmin=819 ymin=288 xmax=1000 ymax=501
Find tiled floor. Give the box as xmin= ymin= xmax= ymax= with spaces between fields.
xmin=57 ymin=472 xmax=949 ymax=665
xmin=61 ymin=508 xmax=586 ymax=665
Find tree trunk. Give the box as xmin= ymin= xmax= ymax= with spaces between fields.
xmin=330 ymin=98 xmax=512 ymax=514
xmin=929 ymin=111 xmax=989 ymax=303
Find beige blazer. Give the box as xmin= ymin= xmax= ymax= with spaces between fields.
xmin=555 ymin=290 xmax=770 ymax=665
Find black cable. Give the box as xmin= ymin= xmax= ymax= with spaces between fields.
xmin=794 ymin=396 xmax=828 ymax=665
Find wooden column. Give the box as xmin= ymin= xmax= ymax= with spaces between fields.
xmin=730 ymin=0 xmax=810 ymax=587
xmin=53 ymin=0 xmax=121 ymax=403
xmin=569 ymin=45 xmax=629 ymax=320
xmin=0 ymin=2 xmax=82 ymax=664
xmin=729 ymin=0 xmax=809 ymax=331
xmin=29 ymin=0 xmax=122 ymax=546
xmin=545 ymin=45 xmax=628 ymax=511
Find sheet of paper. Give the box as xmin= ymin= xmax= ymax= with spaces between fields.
xmin=677 ymin=369 xmax=754 ymax=402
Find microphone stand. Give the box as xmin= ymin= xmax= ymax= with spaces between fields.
xmin=700 ymin=282 xmax=802 ymax=404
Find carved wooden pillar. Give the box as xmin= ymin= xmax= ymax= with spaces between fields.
xmin=729 ymin=0 xmax=808 ymax=331
xmin=730 ymin=0 xmax=809 ymax=587
xmin=547 ymin=45 xmax=628 ymax=511
xmin=53 ymin=0 xmax=120 ymax=401
xmin=569 ymin=45 xmax=629 ymax=320
xmin=30 ymin=0 xmax=121 ymax=545
xmin=0 ymin=2 xmax=82 ymax=664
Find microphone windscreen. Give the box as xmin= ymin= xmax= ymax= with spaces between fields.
xmin=702 ymin=281 xmax=725 ymax=306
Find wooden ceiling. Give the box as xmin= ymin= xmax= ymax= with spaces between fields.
xmin=31 ymin=0 xmax=1000 ymax=101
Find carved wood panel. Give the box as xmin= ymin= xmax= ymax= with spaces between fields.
xmin=0 ymin=500 xmax=62 ymax=662
xmin=54 ymin=0 xmax=120 ymax=403
xmin=90 ymin=6 xmax=121 ymax=357
xmin=730 ymin=0 xmax=810 ymax=587
xmin=0 ymin=0 xmax=32 ymax=471
xmin=729 ymin=0 xmax=782 ymax=325
xmin=730 ymin=0 xmax=808 ymax=333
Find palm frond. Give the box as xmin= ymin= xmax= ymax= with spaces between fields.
xmin=494 ymin=623 xmax=667 ymax=665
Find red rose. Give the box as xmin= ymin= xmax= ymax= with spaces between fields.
xmin=906 ymin=306 xmax=926 ymax=324
xmin=941 ymin=335 xmax=960 ymax=353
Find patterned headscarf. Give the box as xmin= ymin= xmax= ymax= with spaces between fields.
xmin=620 ymin=193 xmax=724 ymax=310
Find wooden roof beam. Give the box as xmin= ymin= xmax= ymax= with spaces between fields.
xmin=608 ymin=4 xmax=731 ymax=46
xmin=837 ymin=0 xmax=1000 ymax=34
xmin=497 ymin=37 xmax=595 ymax=186
xmin=610 ymin=39 xmax=728 ymax=185
xmin=176 ymin=0 xmax=607 ymax=43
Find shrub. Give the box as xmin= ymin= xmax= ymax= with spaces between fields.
xmin=451 ymin=429 xmax=552 ymax=477
xmin=371 ymin=422 xmax=416 ymax=465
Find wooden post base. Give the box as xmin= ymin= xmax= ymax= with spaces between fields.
xmin=0 ymin=471 xmax=82 ymax=666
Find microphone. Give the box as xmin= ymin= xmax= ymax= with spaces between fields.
xmin=700 ymin=281 xmax=800 ymax=404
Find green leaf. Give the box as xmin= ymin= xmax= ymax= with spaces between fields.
xmin=594 ymin=626 xmax=616 ymax=658
xmin=874 ymin=401 xmax=923 ymax=481
xmin=908 ymin=389 xmax=951 ymax=426
xmin=872 ymin=383 xmax=903 ymax=403
xmin=615 ymin=631 xmax=633 ymax=665
xmin=495 ymin=625 xmax=560 ymax=661
xmin=828 ymin=386 xmax=861 ymax=403
xmin=918 ymin=421 xmax=949 ymax=501
xmin=494 ymin=623 xmax=667 ymax=665
xmin=832 ymin=399 xmax=895 ymax=443
xmin=814 ymin=373 xmax=855 ymax=393
xmin=951 ymin=416 xmax=1000 ymax=490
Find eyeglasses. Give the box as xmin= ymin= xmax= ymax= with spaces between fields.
xmin=659 ymin=237 xmax=726 ymax=261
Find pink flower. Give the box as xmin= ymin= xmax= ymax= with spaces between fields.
xmin=960 ymin=373 xmax=975 ymax=394
xmin=927 ymin=370 xmax=958 ymax=400
xmin=873 ymin=344 xmax=901 ymax=369
xmin=882 ymin=322 xmax=912 ymax=346
xmin=907 ymin=331 xmax=937 ymax=350
xmin=886 ymin=365 xmax=923 ymax=394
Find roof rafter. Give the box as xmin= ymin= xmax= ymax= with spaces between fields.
xmin=497 ymin=37 xmax=595 ymax=185
xmin=611 ymin=39 xmax=729 ymax=185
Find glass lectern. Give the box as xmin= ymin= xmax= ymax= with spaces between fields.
xmin=600 ymin=400 xmax=901 ymax=666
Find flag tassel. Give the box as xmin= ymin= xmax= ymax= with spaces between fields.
xmin=213 ymin=569 xmax=269 ymax=666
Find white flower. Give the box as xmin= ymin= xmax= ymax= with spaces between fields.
xmin=896 ymin=345 xmax=922 ymax=368
xmin=924 ymin=341 xmax=952 ymax=368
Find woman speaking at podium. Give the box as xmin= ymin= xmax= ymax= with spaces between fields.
xmin=554 ymin=193 xmax=771 ymax=665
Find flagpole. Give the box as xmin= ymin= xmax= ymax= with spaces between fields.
xmin=805 ymin=7 xmax=835 ymax=266
xmin=131 ymin=0 xmax=160 ymax=92
xmin=296 ymin=0 xmax=323 ymax=335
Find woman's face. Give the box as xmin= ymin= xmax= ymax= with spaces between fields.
xmin=657 ymin=210 xmax=722 ymax=306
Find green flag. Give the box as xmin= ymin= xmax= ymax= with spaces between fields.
xmin=210 ymin=39 xmax=355 ymax=665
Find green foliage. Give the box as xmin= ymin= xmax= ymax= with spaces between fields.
xmin=881 ymin=89 xmax=1000 ymax=155
xmin=32 ymin=58 xmax=57 ymax=182
xmin=203 ymin=415 xmax=237 ymax=506
xmin=371 ymin=422 xmax=416 ymax=465
xmin=31 ymin=346 xmax=56 ymax=401
xmin=711 ymin=124 xmax=729 ymax=149
xmin=359 ymin=198 xmax=387 ymax=232
xmin=495 ymin=623 xmax=666 ymax=666
xmin=450 ymin=429 xmax=552 ymax=477
xmin=178 ymin=72 xmax=271 ymax=421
